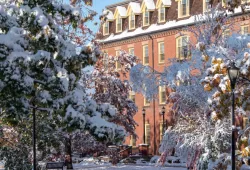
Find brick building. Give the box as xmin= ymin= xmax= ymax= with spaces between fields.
xmin=97 ymin=0 xmax=250 ymax=155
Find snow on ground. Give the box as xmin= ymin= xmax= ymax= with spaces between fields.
xmin=74 ymin=165 xmax=187 ymax=170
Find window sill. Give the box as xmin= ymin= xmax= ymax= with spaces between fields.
xmin=143 ymin=24 xmax=150 ymax=27
xmin=158 ymin=20 xmax=165 ymax=23
xmin=116 ymin=30 xmax=122 ymax=33
xmin=159 ymin=103 xmax=166 ymax=106
xmin=158 ymin=61 xmax=165 ymax=65
xmin=143 ymin=63 xmax=149 ymax=66
xmin=143 ymin=104 xmax=150 ymax=107
xmin=178 ymin=15 xmax=190 ymax=19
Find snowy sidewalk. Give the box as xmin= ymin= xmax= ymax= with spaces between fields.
xmin=74 ymin=165 xmax=187 ymax=170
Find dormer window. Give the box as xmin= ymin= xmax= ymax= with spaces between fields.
xmin=103 ymin=21 xmax=109 ymax=35
xmin=159 ymin=3 xmax=165 ymax=22
xmin=116 ymin=16 xmax=122 ymax=33
xmin=203 ymin=0 xmax=211 ymax=12
xmin=143 ymin=9 xmax=150 ymax=26
xmin=129 ymin=12 xmax=135 ymax=30
xmin=178 ymin=0 xmax=190 ymax=18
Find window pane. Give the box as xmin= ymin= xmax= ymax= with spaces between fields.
xmin=144 ymin=45 xmax=149 ymax=64
xmin=129 ymin=48 xmax=134 ymax=55
xmin=145 ymin=124 xmax=150 ymax=145
xmin=160 ymin=43 xmax=164 ymax=53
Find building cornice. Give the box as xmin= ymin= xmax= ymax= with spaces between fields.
xmin=100 ymin=12 xmax=250 ymax=49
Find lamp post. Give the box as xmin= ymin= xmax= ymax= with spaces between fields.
xmin=32 ymin=107 xmax=36 ymax=170
xmin=227 ymin=62 xmax=240 ymax=170
xmin=142 ymin=108 xmax=146 ymax=144
xmin=160 ymin=106 xmax=166 ymax=133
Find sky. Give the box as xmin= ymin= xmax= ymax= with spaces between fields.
xmin=86 ymin=0 xmax=124 ymax=34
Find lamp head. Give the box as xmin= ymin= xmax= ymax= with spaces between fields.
xmin=142 ymin=108 xmax=146 ymax=116
xmin=161 ymin=106 xmax=165 ymax=115
xmin=227 ymin=62 xmax=239 ymax=90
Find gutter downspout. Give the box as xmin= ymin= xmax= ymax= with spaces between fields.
xmin=148 ymin=34 xmax=156 ymax=155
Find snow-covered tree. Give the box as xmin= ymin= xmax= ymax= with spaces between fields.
xmin=0 ymin=0 xmax=135 ymax=169
xmin=130 ymin=4 xmax=250 ymax=169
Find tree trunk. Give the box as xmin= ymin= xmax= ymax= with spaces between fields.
xmin=65 ymin=135 xmax=73 ymax=169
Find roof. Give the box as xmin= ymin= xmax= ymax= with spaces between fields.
xmin=143 ymin=0 xmax=155 ymax=10
xmin=99 ymin=6 xmax=248 ymax=43
xmin=103 ymin=10 xmax=114 ymax=20
xmin=128 ymin=2 xmax=141 ymax=14
xmin=116 ymin=6 xmax=127 ymax=17
xmin=162 ymin=0 xmax=171 ymax=6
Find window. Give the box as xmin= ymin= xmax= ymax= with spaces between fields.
xmin=144 ymin=97 xmax=150 ymax=106
xmin=129 ymin=48 xmax=134 ymax=56
xmin=178 ymin=0 xmax=189 ymax=18
xmin=222 ymin=29 xmax=230 ymax=38
xmin=103 ymin=22 xmax=109 ymax=35
xmin=241 ymin=25 xmax=249 ymax=35
xmin=242 ymin=0 xmax=250 ymax=4
xmin=129 ymin=91 xmax=136 ymax=103
xmin=129 ymin=12 xmax=135 ymax=30
xmin=116 ymin=16 xmax=122 ymax=33
xmin=145 ymin=124 xmax=151 ymax=145
xmin=176 ymin=36 xmax=191 ymax=60
xmin=158 ymin=42 xmax=165 ymax=63
xmin=203 ymin=0 xmax=211 ymax=12
xmin=222 ymin=0 xmax=226 ymax=7
xmin=143 ymin=9 xmax=150 ymax=26
xmin=130 ymin=134 xmax=136 ymax=146
xmin=158 ymin=3 xmax=165 ymax=22
xmin=103 ymin=52 xmax=109 ymax=70
xmin=116 ymin=51 xmax=121 ymax=70
xmin=160 ymin=122 xmax=163 ymax=141
xmin=143 ymin=45 xmax=149 ymax=65
xmin=159 ymin=86 xmax=166 ymax=104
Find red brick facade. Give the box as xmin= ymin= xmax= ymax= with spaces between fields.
xmin=98 ymin=0 xmax=250 ymax=155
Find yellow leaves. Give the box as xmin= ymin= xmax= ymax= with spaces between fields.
xmin=202 ymin=54 xmax=209 ymax=62
xmin=242 ymin=146 xmax=250 ymax=157
xmin=212 ymin=57 xmax=223 ymax=65
xmin=212 ymin=75 xmax=221 ymax=87
xmin=204 ymin=84 xmax=212 ymax=91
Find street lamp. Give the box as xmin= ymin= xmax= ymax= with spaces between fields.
xmin=160 ymin=106 xmax=166 ymax=134
xmin=142 ymin=108 xmax=146 ymax=144
xmin=227 ymin=62 xmax=240 ymax=170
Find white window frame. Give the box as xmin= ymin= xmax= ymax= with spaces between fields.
xmin=129 ymin=12 xmax=136 ymax=30
xmin=115 ymin=51 xmax=121 ymax=70
xmin=130 ymin=134 xmax=136 ymax=146
xmin=178 ymin=0 xmax=190 ymax=18
xmin=103 ymin=51 xmax=109 ymax=70
xmin=144 ymin=97 xmax=150 ymax=106
xmin=129 ymin=91 xmax=136 ymax=103
xmin=222 ymin=29 xmax=230 ymax=38
xmin=176 ymin=36 xmax=191 ymax=60
xmin=241 ymin=25 xmax=249 ymax=35
xmin=158 ymin=3 xmax=165 ymax=22
xmin=203 ymin=0 xmax=211 ymax=13
xmin=158 ymin=42 xmax=165 ymax=63
xmin=129 ymin=48 xmax=135 ymax=56
xmin=160 ymin=122 xmax=163 ymax=141
xmin=145 ymin=123 xmax=151 ymax=145
xmin=143 ymin=10 xmax=150 ymax=26
xmin=159 ymin=86 xmax=166 ymax=104
xmin=103 ymin=21 xmax=109 ymax=35
xmin=143 ymin=45 xmax=149 ymax=65
xmin=116 ymin=15 xmax=122 ymax=33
